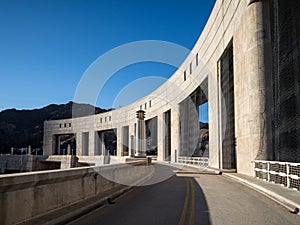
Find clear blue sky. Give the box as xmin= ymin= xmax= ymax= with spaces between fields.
xmin=0 ymin=0 xmax=215 ymax=122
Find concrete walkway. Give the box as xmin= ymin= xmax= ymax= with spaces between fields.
xmin=176 ymin=163 xmax=300 ymax=215
xmin=222 ymin=172 xmax=300 ymax=214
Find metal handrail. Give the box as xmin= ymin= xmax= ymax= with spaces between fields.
xmin=253 ymin=160 xmax=300 ymax=191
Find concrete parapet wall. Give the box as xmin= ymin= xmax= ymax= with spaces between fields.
xmin=76 ymin=155 xmax=127 ymax=166
xmin=0 ymin=161 xmax=151 ymax=225
xmin=45 ymin=155 xmax=78 ymax=168
xmin=0 ymin=155 xmax=48 ymax=173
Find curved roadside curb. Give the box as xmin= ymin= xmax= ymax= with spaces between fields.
xmin=167 ymin=162 xmax=222 ymax=175
xmin=222 ymin=173 xmax=300 ymax=215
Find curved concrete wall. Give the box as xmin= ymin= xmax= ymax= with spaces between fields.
xmin=44 ymin=0 xmax=270 ymax=176
xmin=0 ymin=162 xmax=151 ymax=225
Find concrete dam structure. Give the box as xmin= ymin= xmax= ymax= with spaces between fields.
xmin=43 ymin=0 xmax=300 ymax=177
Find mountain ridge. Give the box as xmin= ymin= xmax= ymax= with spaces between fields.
xmin=0 ymin=101 xmax=109 ymax=154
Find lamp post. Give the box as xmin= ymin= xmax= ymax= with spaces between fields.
xmin=135 ymin=110 xmax=147 ymax=158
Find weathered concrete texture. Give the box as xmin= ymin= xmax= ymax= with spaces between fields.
xmin=0 ymin=161 xmax=152 ymax=225
xmin=0 ymin=155 xmax=81 ymax=174
xmin=233 ymin=2 xmax=267 ymax=175
xmin=45 ymin=155 xmax=78 ymax=168
xmin=0 ymin=155 xmax=54 ymax=174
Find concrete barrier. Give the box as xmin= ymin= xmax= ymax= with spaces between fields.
xmin=0 ymin=161 xmax=152 ymax=225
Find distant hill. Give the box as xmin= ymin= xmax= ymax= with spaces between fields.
xmin=0 ymin=102 xmax=109 ymax=154
xmin=200 ymin=122 xmax=209 ymax=130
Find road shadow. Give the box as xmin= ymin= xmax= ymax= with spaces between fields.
xmin=69 ymin=163 xmax=212 ymax=225
xmin=142 ymin=164 xmax=212 ymax=225
xmin=191 ymin=178 xmax=212 ymax=225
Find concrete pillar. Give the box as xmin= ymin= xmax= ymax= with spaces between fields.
xmin=89 ymin=131 xmax=95 ymax=156
xmin=57 ymin=136 xmax=61 ymax=155
xmin=157 ymin=113 xmax=164 ymax=161
xmin=81 ymin=132 xmax=89 ymax=156
xmin=171 ymin=105 xmax=180 ymax=162
xmin=135 ymin=110 xmax=146 ymax=157
xmin=99 ymin=131 xmax=106 ymax=155
xmin=117 ymin=127 xmax=122 ymax=157
xmin=94 ymin=131 xmax=101 ymax=156
xmin=129 ymin=135 xmax=135 ymax=157
xmin=129 ymin=124 xmax=135 ymax=157
xmin=233 ymin=1 xmax=270 ymax=175
xmin=76 ymin=132 xmax=82 ymax=156
xmin=121 ymin=126 xmax=129 ymax=157
xmin=67 ymin=144 xmax=71 ymax=155
xmin=43 ymin=121 xmax=56 ymax=155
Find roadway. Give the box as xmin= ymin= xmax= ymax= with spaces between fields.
xmin=69 ymin=164 xmax=299 ymax=225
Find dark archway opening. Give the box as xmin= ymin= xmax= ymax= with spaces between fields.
xmin=55 ymin=134 xmax=76 ymax=155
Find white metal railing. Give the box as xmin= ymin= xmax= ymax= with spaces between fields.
xmin=178 ymin=157 xmax=209 ymax=167
xmin=253 ymin=160 xmax=300 ymax=191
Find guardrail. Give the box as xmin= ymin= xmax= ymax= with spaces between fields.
xmin=253 ymin=160 xmax=300 ymax=191
xmin=178 ymin=157 xmax=209 ymax=167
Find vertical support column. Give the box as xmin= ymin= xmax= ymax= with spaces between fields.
xmin=157 ymin=113 xmax=165 ymax=161
xmin=234 ymin=1 xmax=269 ymax=175
xmin=67 ymin=144 xmax=71 ymax=155
xmin=57 ymin=136 xmax=61 ymax=155
xmin=43 ymin=121 xmax=56 ymax=155
xmin=100 ymin=131 xmax=106 ymax=156
xmin=129 ymin=124 xmax=135 ymax=157
xmin=217 ymin=60 xmax=223 ymax=170
xmin=28 ymin=145 xmax=31 ymax=155
xmin=135 ymin=110 xmax=146 ymax=157
xmin=208 ymin=65 xmax=220 ymax=169
xmin=76 ymin=132 xmax=82 ymax=156
xmin=81 ymin=132 xmax=89 ymax=156
xmin=94 ymin=131 xmax=101 ymax=156
xmin=117 ymin=127 xmax=122 ymax=157
xmin=121 ymin=126 xmax=129 ymax=157
xmin=171 ymin=105 xmax=180 ymax=163
xmin=51 ymin=135 xmax=56 ymax=155
xmin=129 ymin=135 xmax=134 ymax=157
xmin=179 ymin=99 xmax=188 ymax=157
xmin=88 ymin=131 xmax=95 ymax=156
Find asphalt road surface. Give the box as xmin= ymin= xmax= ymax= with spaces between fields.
xmin=69 ymin=164 xmax=299 ymax=225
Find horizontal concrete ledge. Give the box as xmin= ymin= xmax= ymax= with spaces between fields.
xmin=207 ymin=167 xmax=237 ymax=174
xmin=166 ymin=162 xmax=222 ymax=175
xmin=0 ymin=161 xmax=149 ymax=191
xmin=222 ymin=173 xmax=300 ymax=215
